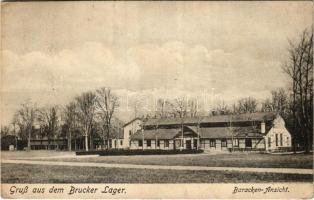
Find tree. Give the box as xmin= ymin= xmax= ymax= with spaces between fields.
xmin=168 ymin=97 xmax=187 ymax=149
xmin=155 ymin=98 xmax=173 ymax=118
xmin=62 ymin=102 xmax=78 ymax=151
xmin=261 ymin=88 xmax=289 ymax=117
xmin=235 ymin=97 xmax=258 ymax=114
xmin=188 ymin=98 xmax=199 ymax=117
xmin=75 ymin=91 xmax=97 ymax=151
xmin=13 ymin=102 xmax=38 ymax=150
xmin=212 ymin=101 xmax=232 ymax=116
xmin=38 ymin=106 xmax=60 ymax=149
xmin=282 ymin=28 xmax=313 ymax=153
xmin=95 ymin=87 xmax=119 ymax=149
xmin=0 ymin=125 xmax=10 ymax=137
xmin=170 ymin=97 xmax=188 ymax=118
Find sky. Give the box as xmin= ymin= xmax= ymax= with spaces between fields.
xmin=1 ymin=1 xmax=312 ymax=125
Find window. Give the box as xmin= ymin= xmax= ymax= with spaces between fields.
xmin=147 ymin=140 xmax=151 ymax=147
xmin=157 ymin=140 xmax=160 ymax=147
xmin=193 ymin=139 xmax=197 ymax=148
xmin=245 ymin=138 xmax=252 ymax=148
xmin=210 ymin=139 xmax=216 ymax=147
xmin=221 ymin=139 xmax=227 ymax=147
xmin=139 ymin=140 xmax=143 ymax=147
xmin=232 ymin=139 xmax=239 ymax=147
xmin=164 ymin=140 xmax=169 ymax=148
xmin=280 ymin=134 xmax=283 ymax=146
xmin=129 ymin=130 xmax=132 ymax=136
xmin=120 ymin=140 xmax=123 ymax=146
xmin=275 ymin=134 xmax=278 ymax=146
xmin=268 ymin=137 xmax=271 ymax=147
xmin=287 ymin=137 xmax=289 ymax=146
xmin=109 ymin=140 xmax=112 ymax=148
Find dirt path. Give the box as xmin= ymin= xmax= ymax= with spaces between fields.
xmin=2 ymin=159 xmax=312 ymax=175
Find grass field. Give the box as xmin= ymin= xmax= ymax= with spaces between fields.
xmin=2 ymin=163 xmax=312 ymax=183
xmin=1 ymin=151 xmax=313 ymax=183
xmin=27 ymin=152 xmax=314 ymax=169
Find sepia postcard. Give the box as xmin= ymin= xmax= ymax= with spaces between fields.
xmin=1 ymin=1 xmax=313 ymax=199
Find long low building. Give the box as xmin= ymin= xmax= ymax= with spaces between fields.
xmin=123 ymin=112 xmax=292 ymax=152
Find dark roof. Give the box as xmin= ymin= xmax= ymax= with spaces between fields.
xmin=123 ymin=117 xmax=141 ymax=127
xmin=131 ymin=125 xmax=264 ymax=140
xmin=199 ymin=127 xmax=263 ymax=139
xmin=130 ymin=128 xmax=182 ymax=140
xmin=143 ymin=112 xmax=277 ymax=126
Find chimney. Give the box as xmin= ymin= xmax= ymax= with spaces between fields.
xmin=261 ymin=122 xmax=265 ymax=134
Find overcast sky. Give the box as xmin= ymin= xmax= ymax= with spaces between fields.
xmin=1 ymin=1 xmax=312 ymax=125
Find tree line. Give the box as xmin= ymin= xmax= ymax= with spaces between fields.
xmin=2 ymin=87 xmax=120 ymax=152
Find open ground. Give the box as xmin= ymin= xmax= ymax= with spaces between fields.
xmin=1 ymin=151 xmax=313 ymax=183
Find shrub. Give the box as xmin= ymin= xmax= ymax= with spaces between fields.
xmin=76 ymin=149 xmax=204 ymax=156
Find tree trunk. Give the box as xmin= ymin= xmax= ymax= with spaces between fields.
xmin=68 ymin=130 xmax=72 ymax=151
xmin=305 ymin=130 xmax=311 ymax=153
xmin=85 ymin=134 xmax=89 ymax=151
xmin=27 ymin=128 xmax=31 ymax=151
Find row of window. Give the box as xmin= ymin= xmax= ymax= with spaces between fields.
xmin=104 ymin=140 xmax=123 ymax=147
xmin=137 ymin=139 xmax=250 ymax=148
xmin=138 ymin=140 xmax=170 ymax=147
xmin=268 ymin=134 xmax=289 ymax=147
xmin=202 ymin=139 xmax=241 ymax=147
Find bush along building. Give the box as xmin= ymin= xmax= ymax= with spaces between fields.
xmin=123 ymin=112 xmax=292 ymax=152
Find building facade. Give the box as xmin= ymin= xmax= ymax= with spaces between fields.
xmin=123 ymin=112 xmax=292 ymax=152
xmin=123 ymin=118 xmax=142 ymax=149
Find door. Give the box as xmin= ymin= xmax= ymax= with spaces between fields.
xmin=193 ymin=139 xmax=198 ymax=149
xmin=174 ymin=140 xmax=180 ymax=150
xmin=186 ymin=140 xmax=192 ymax=150
xmin=245 ymin=138 xmax=252 ymax=148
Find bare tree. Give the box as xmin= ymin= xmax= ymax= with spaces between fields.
xmin=0 ymin=125 xmax=10 ymax=136
xmin=38 ymin=105 xmax=60 ymax=149
xmin=62 ymin=102 xmax=78 ymax=151
xmin=261 ymin=88 xmax=289 ymax=117
xmin=212 ymin=101 xmax=232 ymax=115
xmin=168 ymin=97 xmax=188 ymax=150
xmin=271 ymin=88 xmax=289 ymax=117
xmin=95 ymin=87 xmax=119 ymax=149
xmin=13 ymin=102 xmax=38 ymax=150
xmin=261 ymin=98 xmax=274 ymax=112
xmin=188 ymin=98 xmax=199 ymax=117
xmin=282 ymin=28 xmax=313 ymax=153
xmin=235 ymin=97 xmax=258 ymax=114
xmin=75 ymin=91 xmax=97 ymax=151
xmin=155 ymin=98 xmax=172 ymax=118
xmin=170 ymin=97 xmax=188 ymax=118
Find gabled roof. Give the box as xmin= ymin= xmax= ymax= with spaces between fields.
xmin=130 ymin=125 xmax=265 ymax=140
xmin=123 ymin=117 xmax=141 ymax=127
xmin=130 ymin=128 xmax=199 ymax=140
xmin=199 ymin=127 xmax=264 ymax=139
xmin=143 ymin=112 xmax=277 ymax=126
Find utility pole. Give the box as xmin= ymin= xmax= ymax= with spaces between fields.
xmin=141 ymin=117 xmax=147 ymax=151
xmin=197 ymin=117 xmax=201 ymax=150
xmin=181 ymin=117 xmax=184 ymax=151
xmin=229 ymin=116 xmax=233 ymax=152
xmin=155 ymin=121 xmax=159 ymax=149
